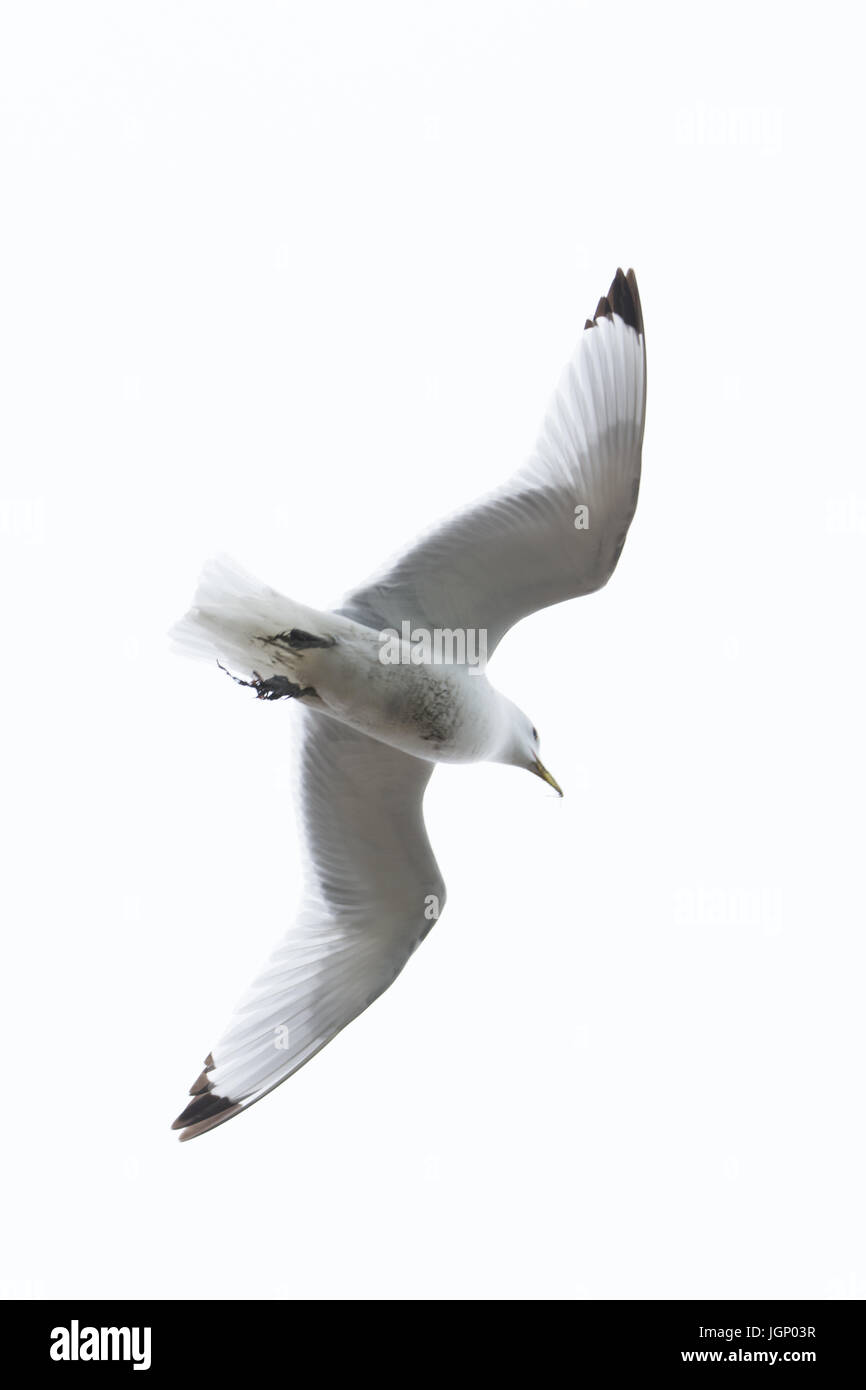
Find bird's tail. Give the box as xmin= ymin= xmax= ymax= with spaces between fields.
xmin=169 ymin=555 xmax=335 ymax=695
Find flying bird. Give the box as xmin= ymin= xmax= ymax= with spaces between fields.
xmin=170 ymin=267 xmax=646 ymax=1139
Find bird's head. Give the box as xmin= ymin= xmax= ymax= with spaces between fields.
xmin=498 ymin=702 xmax=563 ymax=796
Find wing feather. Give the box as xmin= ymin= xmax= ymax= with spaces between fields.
xmin=340 ymin=268 xmax=645 ymax=653
xmin=172 ymin=712 xmax=444 ymax=1140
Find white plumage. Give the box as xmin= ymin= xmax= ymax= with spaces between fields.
xmin=171 ymin=268 xmax=646 ymax=1139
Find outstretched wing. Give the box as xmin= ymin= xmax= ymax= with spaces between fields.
xmin=172 ymin=712 xmax=444 ymax=1140
xmin=340 ymin=269 xmax=646 ymax=653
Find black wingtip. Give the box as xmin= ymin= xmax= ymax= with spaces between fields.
xmin=172 ymin=1089 xmax=238 ymax=1135
xmin=584 ymin=267 xmax=643 ymax=336
xmin=176 ymin=1103 xmax=245 ymax=1142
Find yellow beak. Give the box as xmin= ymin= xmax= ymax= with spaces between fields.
xmin=532 ymin=758 xmax=563 ymax=797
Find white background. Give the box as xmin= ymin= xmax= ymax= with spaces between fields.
xmin=1 ymin=1 xmax=864 ymax=1300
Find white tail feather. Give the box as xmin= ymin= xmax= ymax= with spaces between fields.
xmin=170 ymin=555 xmax=320 ymax=683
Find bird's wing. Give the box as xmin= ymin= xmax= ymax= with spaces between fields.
xmin=339 ymin=269 xmax=646 ymax=654
xmin=173 ymin=711 xmax=444 ymax=1140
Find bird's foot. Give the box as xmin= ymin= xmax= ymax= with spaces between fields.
xmin=217 ymin=662 xmax=317 ymax=701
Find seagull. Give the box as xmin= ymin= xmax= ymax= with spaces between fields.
xmin=170 ymin=267 xmax=646 ymax=1140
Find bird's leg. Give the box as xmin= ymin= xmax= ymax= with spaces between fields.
xmin=216 ymin=661 xmax=317 ymax=701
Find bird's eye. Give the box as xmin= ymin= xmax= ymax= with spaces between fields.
xmin=531 ymin=726 xmax=538 ymax=741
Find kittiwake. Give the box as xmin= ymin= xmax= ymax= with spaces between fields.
xmin=170 ymin=267 xmax=646 ymax=1140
